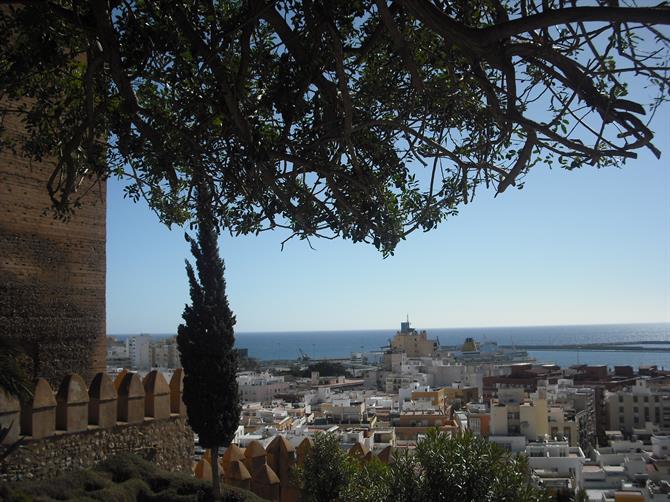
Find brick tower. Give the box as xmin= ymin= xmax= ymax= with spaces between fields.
xmin=0 ymin=110 xmax=107 ymax=387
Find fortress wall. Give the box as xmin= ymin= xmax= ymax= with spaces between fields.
xmin=0 ymin=370 xmax=192 ymax=482
xmin=0 ymin=416 xmax=193 ymax=482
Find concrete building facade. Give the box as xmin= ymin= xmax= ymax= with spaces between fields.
xmin=490 ymin=388 xmax=549 ymax=441
xmin=238 ymin=372 xmax=290 ymax=403
xmin=126 ymin=334 xmax=152 ymax=370
xmin=607 ymin=379 xmax=670 ymax=434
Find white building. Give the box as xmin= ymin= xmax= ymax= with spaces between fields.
xmin=526 ymin=440 xmax=586 ymax=491
xmin=237 ymin=371 xmax=289 ymax=403
xmin=321 ymin=398 xmax=366 ymax=424
xmin=150 ymin=336 xmax=179 ymax=368
xmin=126 ymin=334 xmax=152 ymax=370
xmin=107 ymin=337 xmax=130 ymax=368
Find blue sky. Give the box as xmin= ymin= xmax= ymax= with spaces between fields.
xmin=107 ymin=118 xmax=670 ymax=334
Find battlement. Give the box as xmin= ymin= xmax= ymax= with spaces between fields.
xmin=0 ymin=369 xmax=192 ymax=482
xmin=193 ymin=435 xmax=396 ymax=502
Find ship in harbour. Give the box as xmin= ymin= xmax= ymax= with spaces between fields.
xmin=448 ymin=337 xmax=534 ymax=363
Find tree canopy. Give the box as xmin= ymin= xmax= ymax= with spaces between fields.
xmin=1 ymin=1 xmax=668 ymax=254
xmin=296 ymin=430 xmax=549 ymax=502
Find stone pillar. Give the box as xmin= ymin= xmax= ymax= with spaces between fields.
xmin=296 ymin=437 xmax=313 ymax=465
xmin=20 ymin=378 xmax=56 ymax=438
xmin=244 ymin=440 xmax=268 ymax=473
xmin=169 ymin=368 xmax=186 ymax=416
xmin=117 ymin=373 xmax=145 ymax=424
xmin=55 ymin=373 xmax=90 ymax=432
xmin=349 ymin=442 xmax=372 ymax=462
xmin=0 ymin=389 xmax=20 ymax=445
xmin=221 ymin=443 xmax=245 ymax=473
xmin=250 ymin=464 xmax=281 ymax=501
xmin=88 ymin=373 xmax=117 ymax=427
xmin=267 ymin=435 xmax=300 ymax=502
xmin=377 ymin=445 xmax=395 ymax=464
xmin=194 ymin=458 xmax=212 ymax=481
xmin=143 ymin=370 xmax=170 ymax=419
xmin=223 ymin=459 xmax=251 ymax=491
xmin=113 ymin=369 xmax=128 ymax=392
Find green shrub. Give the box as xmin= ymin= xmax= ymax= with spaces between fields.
xmin=297 ymin=430 xmax=550 ymax=502
xmin=0 ymin=453 xmax=261 ymax=502
xmin=83 ymin=478 xmax=150 ymax=502
xmin=293 ymin=432 xmax=356 ymax=502
xmin=96 ymin=453 xmax=158 ymax=483
xmin=0 ymin=469 xmax=114 ymax=501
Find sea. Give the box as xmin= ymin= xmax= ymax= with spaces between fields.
xmin=112 ymin=322 xmax=670 ymax=369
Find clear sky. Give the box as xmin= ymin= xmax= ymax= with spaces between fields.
xmin=106 ymin=115 xmax=670 ymax=334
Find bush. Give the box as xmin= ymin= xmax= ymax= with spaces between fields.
xmin=411 ymin=430 xmax=549 ymax=501
xmin=0 ymin=453 xmax=262 ymax=502
xmin=293 ymin=433 xmax=356 ymax=502
xmin=98 ymin=453 xmax=159 ymax=483
xmin=297 ymin=430 xmax=550 ymax=502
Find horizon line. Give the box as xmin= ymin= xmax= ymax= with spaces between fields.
xmin=107 ymin=319 xmax=670 ymax=336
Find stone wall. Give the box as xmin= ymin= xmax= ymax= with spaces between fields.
xmin=0 ymin=369 xmax=193 ymax=483
xmin=0 ymin=104 xmax=106 ymax=386
xmin=1 ymin=415 xmax=193 ymax=483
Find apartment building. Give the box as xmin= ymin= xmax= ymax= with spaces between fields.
xmin=238 ymin=371 xmax=290 ymax=403
xmin=465 ymin=402 xmax=491 ymax=437
xmin=607 ymin=378 xmax=670 ymax=434
xmin=321 ymin=398 xmax=366 ymax=424
xmin=539 ymin=380 xmax=596 ymax=446
xmin=106 ymin=337 xmax=131 ymax=368
xmin=126 ymin=334 xmax=152 ymax=370
xmin=526 ymin=441 xmax=586 ymax=496
xmin=490 ymin=388 xmax=549 ymax=441
xmin=151 ymin=337 xmax=179 ymax=368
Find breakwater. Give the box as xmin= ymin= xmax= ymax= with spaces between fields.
xmin=501 ymin=340 xmax=670 ymax=352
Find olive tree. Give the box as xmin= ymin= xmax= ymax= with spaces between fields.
xmin=1 ymin=1 xmax=668 ymax=255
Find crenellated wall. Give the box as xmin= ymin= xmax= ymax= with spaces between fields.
xmin=1 ymin=415 xmax=193 ymax=483
xmin=0 ymin=369 xmax=193 ymax=483
xmin=193 ymin=434 xmax=396 ymax=502
xmin=0 ymin=104 xmax=107 ymax=387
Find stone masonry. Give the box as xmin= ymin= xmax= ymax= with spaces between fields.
xmin=0 ymin=106 xmax=107 ymax=386
xmin=0 ymin=416 xmax=194 ymax=483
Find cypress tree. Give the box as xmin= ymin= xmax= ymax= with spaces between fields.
xmin=177 ymin=179 xmax=240 ymax=497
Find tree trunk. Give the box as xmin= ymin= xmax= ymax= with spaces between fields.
xmin=211 ymin=446 xmax=221 ymax=498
